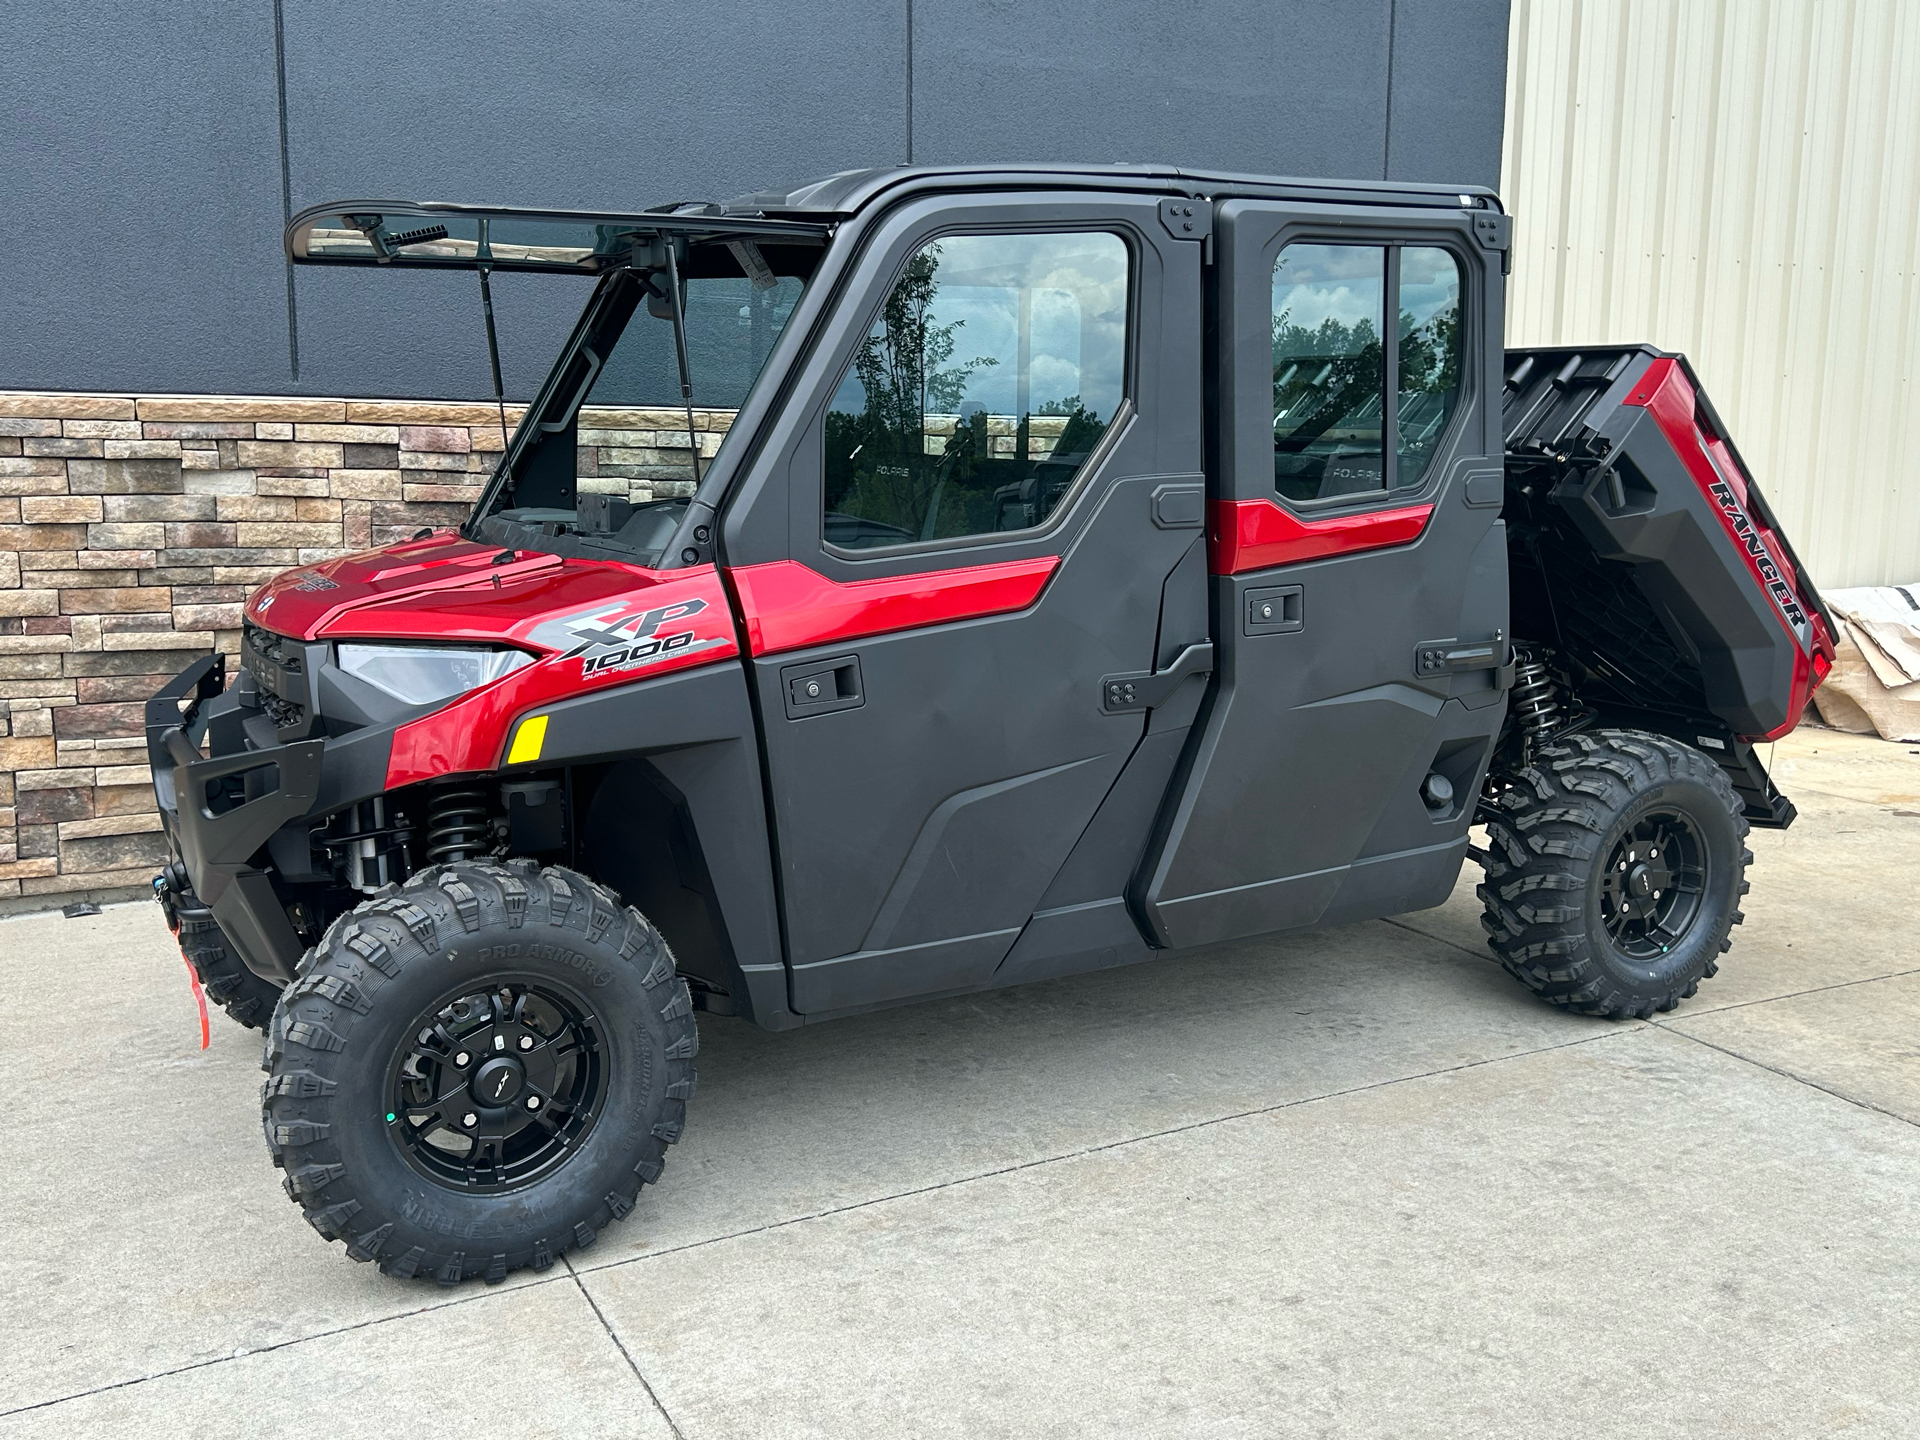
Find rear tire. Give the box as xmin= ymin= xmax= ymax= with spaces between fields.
xmin=261 ymin=859 xmax=696 ymax=1285
xmin=173 ymin=899 xmax=281 ymax=1031
xmin=1478 ymin=729 xmax=1751 ymax=1019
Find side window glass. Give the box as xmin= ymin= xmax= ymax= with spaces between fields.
xmin=823 ymin=231 xmax=1129 ymax=550
xmin=1271 ymin=240 xmax=1466 ymax=505
xmin=1271 ymin=244 xmax=1387 ymax=502
xmin=1396 ymin=247 xmax=1462 ymax=485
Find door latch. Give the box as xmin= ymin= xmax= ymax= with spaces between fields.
xmin=1100 ymin=641 xmax=1214 ymax=713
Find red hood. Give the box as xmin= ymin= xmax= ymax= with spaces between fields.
xmin=244 ymin=533 xmax=687 ymax=649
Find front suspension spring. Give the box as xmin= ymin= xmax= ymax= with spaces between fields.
xmin=424 ymin=784 xmax=491 ymax=864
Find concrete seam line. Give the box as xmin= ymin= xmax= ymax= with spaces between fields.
xmin=1380 ymin=915 xmax=1487 ymax=961
xmin=571 ymin=1025 xmax=1641 ymax=1279
xmin=1662 ymin=965 xmax=1920 ymax=1020
xmin=565 ymin=1255 xmax=685 ymax=1439
xmin=1650 ymin=1024 xmax=1920 ymax=1134
xmin=0 ymin=1026 xmax=1648 ymax=1416
xmin=1381 ymin=918 xmax=1920 ymax=1020
xmin=0 ymin=1275 xmax=573 ymax=1420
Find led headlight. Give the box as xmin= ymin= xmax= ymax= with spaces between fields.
xmin=335 ymin=643 xmax=532 ymax=706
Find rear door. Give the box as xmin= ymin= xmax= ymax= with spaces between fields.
xmin=720 ymin=191 xmax=1209 ymax=1014
xmin=1137 ymin=201 xmax=1511 ymax=947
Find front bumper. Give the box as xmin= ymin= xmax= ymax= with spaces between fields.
xmin=146 ymin=653 xmax=393 ymax=982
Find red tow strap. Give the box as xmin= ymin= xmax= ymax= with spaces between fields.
xmin=181 ymin=954 xmax=211 ymax=1050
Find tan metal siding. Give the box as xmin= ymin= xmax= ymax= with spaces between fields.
xmin=1502 ymin=0 xmax=1920 ymax=588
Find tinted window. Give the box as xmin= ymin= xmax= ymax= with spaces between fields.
xmin=1396 ymin=247 xmax=1463 ymax=484
xmin=1271 ymin=244 xmax=1386 ymax=502
xmin=1271 ymin=241 xmax=1465 ymax=504
xmin=823 ymin=231 xmax=1129 ymax=550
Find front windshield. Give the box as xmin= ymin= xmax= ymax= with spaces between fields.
xmin=471 ymin=239 xmax=816 ymax=563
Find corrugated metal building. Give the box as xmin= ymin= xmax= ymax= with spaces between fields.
xmin=1502 ymin=0 xmax=1919 ymax=589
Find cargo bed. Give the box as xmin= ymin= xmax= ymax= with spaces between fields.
xmin=1501 ymin=345 xmax=1835 ymax=825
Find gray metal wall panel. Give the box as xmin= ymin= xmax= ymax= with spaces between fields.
xmin=0 ymin=5 xmax=289 ymax=395
xmin=0 ymin=0 xmax=1508 ymax=401
xmin=911 ymin=0 xmax=1391 ymax=179
xmin=1387 ymin=0 xmax=1511 ymax=187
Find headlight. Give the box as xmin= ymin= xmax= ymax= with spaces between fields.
xmin=335 ymin=643 xmax=532 ymax=706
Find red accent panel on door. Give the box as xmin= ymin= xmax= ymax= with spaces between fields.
xmin=726 ymin=556 xmax=1060 ymax=657
xmin=1209 ymin=497 xmax=1434 ymax=575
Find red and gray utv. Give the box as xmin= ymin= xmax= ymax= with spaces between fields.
xmin=148 ymin=166 xmax=1833 ymax=1285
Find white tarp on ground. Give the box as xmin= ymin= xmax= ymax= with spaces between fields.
xmin=1813 ymin=584 xmax=1920 ymax=742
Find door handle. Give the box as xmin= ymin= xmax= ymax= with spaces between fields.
xmin=1245 ymin=584 xmax=1304 ymax=635
xmin=1100 ymin=641 xmax=1214 ymax=714
xmin=780 ymin=655 xmax=864 ymax=719
xmin=1413 ymin=635 xmax=1514 ymax=688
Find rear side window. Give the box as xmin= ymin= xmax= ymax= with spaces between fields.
xmin=823 ymin=231 xmax=1130 ymax=550
xmin=1271 ymin=242 xmax=1462 ymax=504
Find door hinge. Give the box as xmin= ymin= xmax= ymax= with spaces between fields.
xmin=1158 ymin=198 xmax=1212 ymax=245
xmin=1101 ymin=641 xmax=1214 ymax=713
xmin=1472 ymin=211 xmax=1512 ymax=275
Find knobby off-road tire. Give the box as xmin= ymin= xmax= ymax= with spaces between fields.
xmin=261 ymin=859 xmax=696 ymax=1285
xmin=175 ymin=902 xmax=281 ymax=1031
xmin=1478 ymin=729 xmax=1751 ymax=1019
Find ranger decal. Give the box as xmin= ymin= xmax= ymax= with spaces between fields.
xmin=1697 ymin=443 xmax=1810 ymax=640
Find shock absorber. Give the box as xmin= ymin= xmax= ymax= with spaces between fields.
xmin=1509 ymin=646 xmax=1562 ymax=746
xmin=424 ymin=783 xmax=492 ymax=864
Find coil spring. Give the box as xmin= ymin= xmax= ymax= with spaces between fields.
xmin=424 ymin=783 xmax=491 ymax=864
xmin=1510 ymin=651 xmax=1561 ymax=743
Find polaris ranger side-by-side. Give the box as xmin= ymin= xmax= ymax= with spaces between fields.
xmin=148 ymin=166 xmax=1833 ymax=1285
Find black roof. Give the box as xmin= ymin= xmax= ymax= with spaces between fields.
xmin=728 ymin=163 xmax=1502 ymax=218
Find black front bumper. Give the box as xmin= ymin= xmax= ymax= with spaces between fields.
xmin=146 ymin=653 xmax=394 ymax=982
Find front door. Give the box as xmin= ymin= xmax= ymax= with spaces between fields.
xmin=1139 ymin=200 xmax=1511 ymax=947
xmin=720 ymin=192 xmax=1209 ymax=1015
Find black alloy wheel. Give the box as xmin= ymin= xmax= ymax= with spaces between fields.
xmin=388 ymin=979 xmax=608 ymax=1194
xmin=1597 ymin=810 xmax=1706 ymax=960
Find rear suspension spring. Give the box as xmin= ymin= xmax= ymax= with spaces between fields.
xmin=424 ymin=783 xmax=492 ymax=864
xmin=1510 ymin=648 xmax=1562 ymax=745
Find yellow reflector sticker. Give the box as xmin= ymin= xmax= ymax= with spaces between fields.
xmin=507 ymin=714 xmax=548 ymax=765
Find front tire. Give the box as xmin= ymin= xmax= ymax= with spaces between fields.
xmin=261 ymin=860 xmax=696 ymax=1285
xmin=1478 ymin=729 xmax=1751 ymax=1019
xmin=173 ymin=898 xmax=281 ymax=1031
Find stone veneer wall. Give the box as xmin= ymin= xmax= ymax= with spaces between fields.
xmin=0 ymin=391 xmax=729 ymax=910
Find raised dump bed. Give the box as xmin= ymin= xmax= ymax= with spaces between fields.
xmin=1502 ymin=344 xmax=1835 ymax=825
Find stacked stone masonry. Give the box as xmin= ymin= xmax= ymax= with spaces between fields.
xmin=0 ymin=391 xmax=731 ymax=906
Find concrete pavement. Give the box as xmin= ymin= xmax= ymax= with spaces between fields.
xmin=2 ymin=726 xmax=1915 ymax=1438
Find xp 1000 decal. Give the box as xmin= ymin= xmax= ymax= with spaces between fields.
xmin=528 ymin=595 xmax=733 ymax=680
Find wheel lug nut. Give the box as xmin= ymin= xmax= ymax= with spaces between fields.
xmin=454 ymin=1051 xmax=470 ymax=1067
xmin=518 ymin=1035 xmax=534 ymax=1051
xmin=526 ymin=1096 xmax=541 ymax=1111
xmin=462 ymin=1112 xmax=478 ymax=1128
